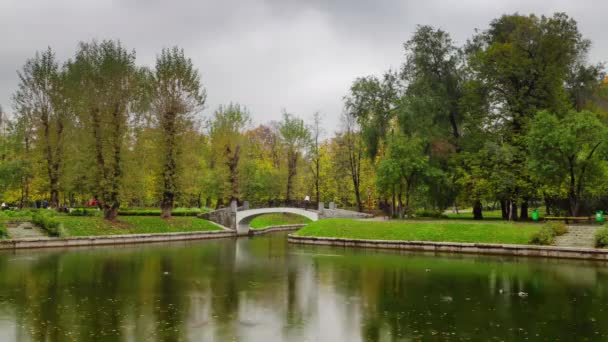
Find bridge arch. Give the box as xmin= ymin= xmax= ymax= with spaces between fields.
xmin=235 ymin=208 xmax=318 ymax=235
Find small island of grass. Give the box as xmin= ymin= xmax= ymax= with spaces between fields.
xmin=249 ymin=213 xmax=312 ymax=229
xmin=295 ymin=218 xmax=545 ymax=245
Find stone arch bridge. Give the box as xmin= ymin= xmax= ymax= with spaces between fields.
xmin=199 ymin=201 xmax=371 ymax=235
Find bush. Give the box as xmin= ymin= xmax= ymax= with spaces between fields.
xmin=546 ymin=221 xmax=568 ymax=236
xmin=1 ymin=209 xmax=38 ymax=220
xmin=68 ymin=208 xmax=99 ymax=217
xmin=529 ymin=226 xmax=555 ymax=245
xmin=414 ymin=209 xmax=448 ymax=219
xmin=594 ymin=227 xmax=608 ymax=248
xmin=32 ymin=211 xmax=61 ymax=237
xmin=0 ymin=213 xmax=8 ymax=239
xmin=528 ymin=222 xmax=568 ymax=245
xmin=117 ymin=208 xmax=210 ymax=217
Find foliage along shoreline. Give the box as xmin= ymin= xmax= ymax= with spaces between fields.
xmin=0 ymin=12 xmax=606 ymax=224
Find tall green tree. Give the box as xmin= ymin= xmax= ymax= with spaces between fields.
xmin=150 ymin=47 xmax=206 ymax=218
xmin=527 ymin=110 xmax=608 ymax=216
xmin=208 ymin=104 xmax=250 ymax=204
xmin=67 ymin=40 xmax=139 ymax=220
xmin=467 ymin=13 xmax=592 ymax=219
xmin=308 ymin=112 xmax=324 ymax=204
xmin=278 ymin=112 xmax=310 ymax=201
xmin=12 ymin=48 xmax=70 ymax=209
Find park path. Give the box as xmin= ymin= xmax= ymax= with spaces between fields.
xmin=554 ymin=225 xmax=599 ymax=248
xmin=6 ymin=221 xmax=49 ymax=239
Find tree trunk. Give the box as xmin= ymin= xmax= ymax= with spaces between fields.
xmin=315 ymin=160 xmax=320 ymax=204
xmin=391 ymin=187 xmax=396 ymax=218
xmin=520 ymin=200 xmax=529 ymax=220
xmin=226 ymin=145 xmax=240 ymax=202
xmin=473 ymin=200 xmax=483 ymax=220
xmin=160 ymin=194 xmax=173 ymax=219
xmin=103 ymin=204 xmax=119 ymax=221
xmin=160 ymin=109 xmax=178 ymax=219
xmin=286 ymin=152 xmax=298 ymax=201
xmin=509 ymin=201 xmax=519 ymax=221
xmin=500 ymin=200 xmax=508 ymax=220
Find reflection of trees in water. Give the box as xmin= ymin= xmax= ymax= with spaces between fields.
xmin=0 ymin=237 xmax=320 ymax=341
xmin=313 ymin=253 xmax=608 ymax=341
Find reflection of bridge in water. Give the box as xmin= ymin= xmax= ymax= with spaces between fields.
xmin=201 ymin=200 xmax=372 ymax=235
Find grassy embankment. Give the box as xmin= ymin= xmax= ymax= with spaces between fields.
xmin=57 ymin=216 xmax=221 ymax=237
xmin=0 ymin=208 xmax=220 ymax=238
xmin=295 ymin=218 xmax=552 ymax=245
xmin=249 ymin=213 xmax=312 ymax=229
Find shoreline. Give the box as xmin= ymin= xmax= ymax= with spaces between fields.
xmin=288 ymin=234 xmax=608 ymax=261
xmin=0 ymin=230 xmax=236 ymax=250
xmin=249 ymin=224 xmax=306 ymax=236
xmin=0 ymin=223 xmax=306 ymax=250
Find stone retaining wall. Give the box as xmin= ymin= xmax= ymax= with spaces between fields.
xmin=288 ymin=235 xmax=608 ymax=261
xmin=249 ymin=224 xmax=306 ymax=236
xmin=0 ymin=230 xmax=236 ymax=250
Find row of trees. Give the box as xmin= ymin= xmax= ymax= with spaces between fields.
xmin=0 ymin=41 xmax=373 ymax=220
xmin=342 ymin=12 xmax=608 ymax=219
xmin=1 ymin=12 xmax=607 ymax=221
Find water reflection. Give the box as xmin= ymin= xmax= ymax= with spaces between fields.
xmin=0 ymin=233 xmax=607 ymax=341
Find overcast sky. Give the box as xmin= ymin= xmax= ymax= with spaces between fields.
xmin=1 ymin=0 xmax=607 ymax=132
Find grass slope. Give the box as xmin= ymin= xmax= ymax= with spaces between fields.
xmin=295 ymin=218 xmax=542 ymax=245
xmin=58 ymin=216 xmax=221 ymax=237
xmin=249 ymin=213 xmax=312 ymax=229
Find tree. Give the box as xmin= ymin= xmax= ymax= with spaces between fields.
xmin=401 ymin=25 xmax=464 ymax=143
xmin=527 ymin=110 xmax=608 ymax=216
xmin=336 ymin=110 xmax=365 ymax=211
xmin=208 ymin=104 xmax=250 ymax=204
xmin=150 ymin=47 xmax=206 ymax=218
xmin=376 ymin=134 xmax=431 ymax=217
xmin=278 ymin=112 xmax=310 ymax=202
xmin=344 ymin=74 xmax=397 ymax=159
xmin=308 ymin=112 xmax=324 ymax=203
xmin=467 ymin=12 xmax=593 ymax=219
xmin=12 ymin=48 xmax=70 ymax=209
xmin=67 ymin=40 xmax=139 ymax=221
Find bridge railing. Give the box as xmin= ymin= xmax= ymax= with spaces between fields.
xmin=245 ymin=199 xmax=320 ymax=210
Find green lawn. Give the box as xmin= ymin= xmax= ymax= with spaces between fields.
xmin=58 ymin=216 xmax=222 ymax=237
xmin=249 ymin=213 xmax=312 ymax=229
xmin=295 ymin=218 xmax=543 ymax=245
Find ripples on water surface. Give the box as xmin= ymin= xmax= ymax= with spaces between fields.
xmin=0 ymin=232 xmax=607 ymax=341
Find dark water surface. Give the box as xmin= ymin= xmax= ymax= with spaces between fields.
xmin=0 ymin=233 xmax=607 ymax=341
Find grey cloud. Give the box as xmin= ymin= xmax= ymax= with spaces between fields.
xmin=1 ymin=0 xmax=606 ymax=132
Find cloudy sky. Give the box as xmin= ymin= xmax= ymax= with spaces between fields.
xmin=1 ymin=0 xmax=606 ymax=131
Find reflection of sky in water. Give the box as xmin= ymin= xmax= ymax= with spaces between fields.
xmin=0 ymin=234 xmax=607 ymax=341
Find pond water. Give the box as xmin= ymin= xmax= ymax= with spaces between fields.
xmin=0 ymin=233 xmax=607 ymax=341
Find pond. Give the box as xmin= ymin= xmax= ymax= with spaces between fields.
xmin=0 ymin=232 xmax=607 ymax=341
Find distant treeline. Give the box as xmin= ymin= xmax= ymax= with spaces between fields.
xmin=0 ymin=12 xmax=607 ymax=220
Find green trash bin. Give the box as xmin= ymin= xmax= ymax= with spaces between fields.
xmin=596 ymin=211 xmax=604 ymax=223
xmin=531 ymin=209 xmax=539 ymax=222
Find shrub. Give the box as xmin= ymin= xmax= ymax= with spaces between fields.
xmin=545 ymin=221 xmax=568 ymax=236
xmin=529 ymin=226 xmax=555 ymax=245
xmin=32 ymin=211 xmax=61 ymax=237
xmin=117 ymin=208 xmax=210 ymax=217
xmin=594 ymin=227 xmax=608 ymax=248
xmin=68 ymin=208 xmax=99 ymax=217
xmin=0 ymin=217 xmax=7 ymax=239
xmin=414 ymin=209 xmax=448 ymax=219
xmin=528 ymin=222 xmax=569 ymax=245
